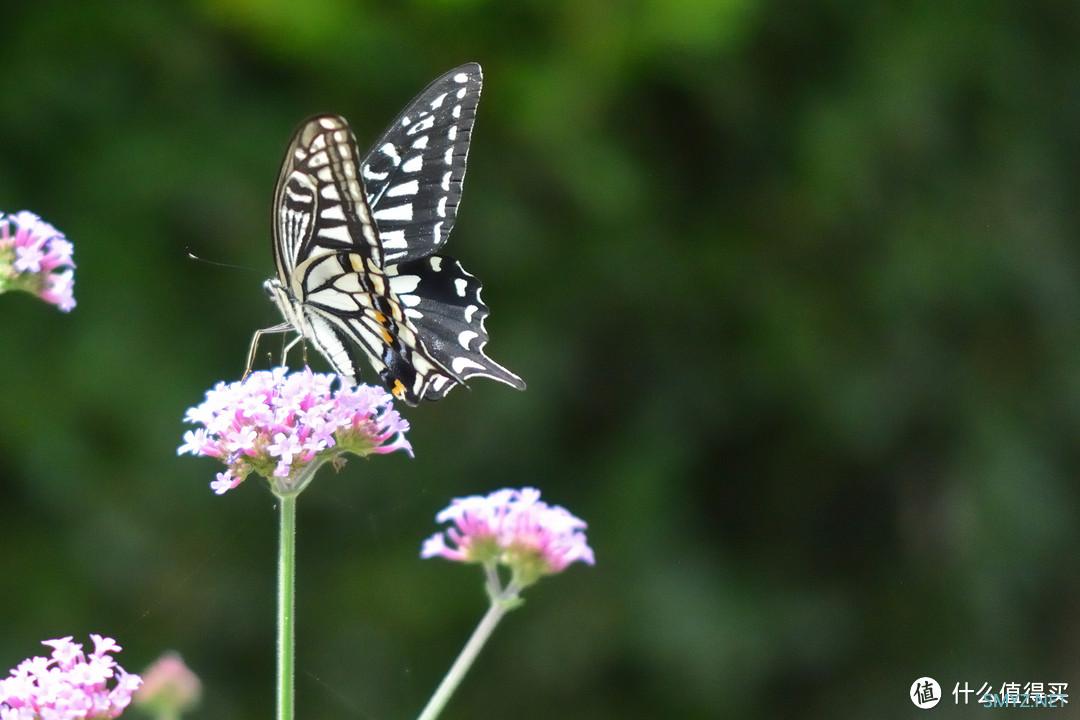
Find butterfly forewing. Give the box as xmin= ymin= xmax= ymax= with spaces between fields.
xmin=361 ymin=63 xmax=482 ymax=265
xmin=274 ymin=115 xmax=383 ymax=281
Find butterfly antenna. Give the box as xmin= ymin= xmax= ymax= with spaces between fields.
xmin=185 ymin=246 xmax=258 ymax=273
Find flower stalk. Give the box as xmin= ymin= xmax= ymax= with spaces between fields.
xmin=416 ymin=565 xmax=521 ymax=720
xmin=276 ymin=493 xmax=297 ymax=720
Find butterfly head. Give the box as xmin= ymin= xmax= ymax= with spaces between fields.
xmin=263 ymin=278 xmax=283 ymax=301
xmin=263 ymin=277 xmax=297 ymax=315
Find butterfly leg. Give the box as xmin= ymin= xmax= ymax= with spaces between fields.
xmin=280 ymin=334 xmax=306 ymax=368
xmin=243 ymin=322 xmax=295 ymax=379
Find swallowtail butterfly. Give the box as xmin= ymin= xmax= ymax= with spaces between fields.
xmin=247 ymin=63 xmax=526 ymax=405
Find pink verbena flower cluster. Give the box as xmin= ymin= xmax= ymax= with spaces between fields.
xmin=179 ymin=367 xmax=412 ymax=496
xmin=0 ymin=211 xmax=75 ymax=312
xmin=0 ymin=635 xmax=141 ymax=720
xmin=422 ymin=487 xmax=594 ymax=585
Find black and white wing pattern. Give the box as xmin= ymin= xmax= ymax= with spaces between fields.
xmin=360 ymin=64 xmax=481 ymax=265
xmin=387 ymin=255 xmax=522 ymax=401
xmin=362 ymin=63 xmax=525 ymax=399
xmin=273 ymin=115 xmax=383 ymax=276
xmin=270 ymin=114 xmax=452 ymax=401
xmin=260 ymin=66 xmax=525 ymax=405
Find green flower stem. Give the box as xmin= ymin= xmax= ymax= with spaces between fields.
xmin=276 ymin=493 xmax=297 ymax=720
xmin=417 ymin=567 xmax=523 ymax=720
xmin=271 ymin=458 xmax=331 ymax=720
xmin=416 ymin=599 xmax=509 ymax=720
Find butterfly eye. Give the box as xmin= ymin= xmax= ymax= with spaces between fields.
xmin=263 ymin=279 xmax=278 ymax=300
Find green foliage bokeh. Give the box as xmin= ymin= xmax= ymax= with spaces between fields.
xmin=2 ymin=2 xmax=1080 ymax=718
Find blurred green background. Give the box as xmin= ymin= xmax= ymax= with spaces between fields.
xmin=3 ymin=1 xmax=1080 ymax=718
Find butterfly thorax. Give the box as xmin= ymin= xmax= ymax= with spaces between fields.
xmin=263 ymin=277 xmax=315 ymax=350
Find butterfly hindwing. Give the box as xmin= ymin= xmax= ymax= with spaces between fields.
xmin=362 ymin=64 xmax=482 ymax=265
xmin=387 ymin=254 xmax=525 ymax=400
xmin=302 ymin=256 xmax=467 ymax=404
xmin=298 ymin=307 xmax=372 ymax=386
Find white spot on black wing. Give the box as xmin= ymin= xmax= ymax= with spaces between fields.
xmin=387 ymin=180 xmax=419 ymax=197
xmin=320 ymin=205 xmax=345 ymax=221
xmin=452 ymin=357 xmax=485 ymax=374
xmin=380 ymin=143 xmax=400 ymax=163
xmin=381 ymin=229 xmax=407 ymax=250
xmin=458 ymin=330 xmax=478 ymax=349
xmin=374 ymin=204 xmax=414 ymax=222
xmin=389 ymin=274 xmax=421 ymax=294
xmin=317 ymin=224 xmax=353 ymax=243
